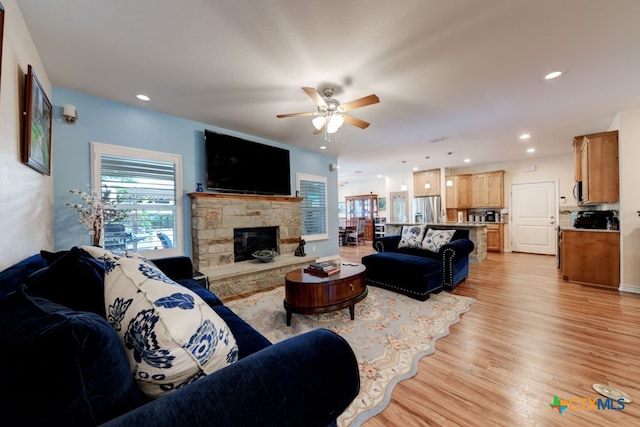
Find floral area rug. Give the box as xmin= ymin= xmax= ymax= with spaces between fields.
xmin=225 ymin=286 xmax=475 ymax=426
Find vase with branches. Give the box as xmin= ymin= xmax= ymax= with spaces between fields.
xmin=66 ymin=185 xmax=129 ymax=246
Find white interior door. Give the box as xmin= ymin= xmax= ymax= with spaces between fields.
xmin=511 ymin=181 xmax=556 ymax=255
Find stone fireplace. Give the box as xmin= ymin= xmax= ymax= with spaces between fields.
xmin=188 ymin=193 xmax=316 ymax=297
xmin=233 ymin=226 xmax=278 ymax=262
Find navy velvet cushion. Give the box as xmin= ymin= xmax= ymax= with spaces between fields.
xmin=0 ymin=254 xmax=46 ymax=301
xmin=26 ymin=246 xmax=106 ymax=318
xmin=0 ymin=286 xmax=149 ymax=426
xmin=176 ymin=278 xmax=223 ymax=307
xmin=212 ymin=304 xmax=272 ymax=359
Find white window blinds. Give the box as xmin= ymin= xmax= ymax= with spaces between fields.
xmin=297 ymin=174 xmax=328 ymax=240
xmin=91 ymin=142 xmax=182 ymax=255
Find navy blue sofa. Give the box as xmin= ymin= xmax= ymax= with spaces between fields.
xmin=361 ymin=229 xmax=474 ymax=300
xmin=0 ymin=248 xmax=359 ymax=427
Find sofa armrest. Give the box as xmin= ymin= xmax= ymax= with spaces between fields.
xmin=439 ymin=238 xmax=475 ymax=261
xmin=373 ymin=235 xmax=401 ymax=252
xmin=150 ymin=256 xmax=194 ymax=281
xmin=100 ymin=328 xmax=360 ymax=427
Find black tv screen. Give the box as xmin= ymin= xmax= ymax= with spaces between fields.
xmin=205 ymin=130 xmax=291 ymax=195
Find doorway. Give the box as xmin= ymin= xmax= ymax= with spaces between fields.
xmin=389 ymin=191 xmax=409 ymax=223
xmin=510 ymin=181 xmax=557 ymax=255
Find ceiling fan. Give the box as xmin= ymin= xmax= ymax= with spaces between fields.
xmin=277 ymin=87 xmax=380 ymax=138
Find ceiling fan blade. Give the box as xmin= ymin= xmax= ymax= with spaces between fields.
xmin=343 ymin=114 xmax=370 ymax=129
xmin=302 ymin=87 xmax=328 ymax=108
xmin=340 ymin=94 xmax=380 ymax=112
xmin=276 ymin=112 xmax=314 ymax=118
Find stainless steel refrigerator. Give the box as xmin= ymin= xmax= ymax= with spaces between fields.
xmin=412 ymin=196 xmax=442 ymax=224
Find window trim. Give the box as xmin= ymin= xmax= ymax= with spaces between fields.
xmin=296 ymin=173 xmax=328 ymax=241
xmin=90 ymin=141 xmax=183 ymax=257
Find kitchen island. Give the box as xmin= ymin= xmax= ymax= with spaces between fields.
xmin=384 ymin=222 xmax=487 ymax=264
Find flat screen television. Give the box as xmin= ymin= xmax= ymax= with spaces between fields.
xmin=205 ymin=129 xmax=291 ymax=195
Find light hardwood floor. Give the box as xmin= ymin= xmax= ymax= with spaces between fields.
xmin=339 ymin=243 xmax=640 ymax=426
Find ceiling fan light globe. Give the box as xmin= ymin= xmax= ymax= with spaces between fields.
xmin=327 ymin=122 xmax=339 ymax=134
xmin=312 ymin=116 xmax=326 ymax=130
xmin=330 ymin=114 xmax=344 ymax=129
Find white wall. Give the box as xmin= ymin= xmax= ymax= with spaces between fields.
xmin=0 ymin=0 xmax=53 ymax=270
xmin=618 ymin=109 xmax=640 ymax=292
xmin=339 ymin=155 xmax=575 ymax=224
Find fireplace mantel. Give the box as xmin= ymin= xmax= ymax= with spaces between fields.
xmin=188 ymin=192 xmax=303 ymax=203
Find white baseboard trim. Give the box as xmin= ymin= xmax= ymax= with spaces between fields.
xmin=619 ymin=283 xmax=640 ymax=294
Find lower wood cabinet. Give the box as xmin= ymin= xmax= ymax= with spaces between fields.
xmin=561 ymin=230 xmax=619 ymax=288
xmin=486 ymin=223 xmax=503 ymax=252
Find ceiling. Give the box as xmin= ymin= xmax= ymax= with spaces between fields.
xmin=17 ymin=0 xmax=640 ymax=184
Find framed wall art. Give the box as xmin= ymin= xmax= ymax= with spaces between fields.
xmin=22 ymin=64 xmax=52 ymax=175
xmin=378 ymin=197 xmax=386 ymax=211
xmin=0 ymin=2 xmax=4 ymax=91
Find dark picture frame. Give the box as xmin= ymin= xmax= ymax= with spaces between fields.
xmin=0 ymin=2 xmax=5 ymax=91
xmin=22 ymin=65 xmax=52 ymax=175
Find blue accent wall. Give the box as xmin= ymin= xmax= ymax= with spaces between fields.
xmin=52 ymin=88 xmax=339 ymax=258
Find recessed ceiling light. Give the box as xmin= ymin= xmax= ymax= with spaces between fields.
xmin=543 ymin=70 xmax=564 ymax=80
xmin=464 ymin=158 xmax=471 ymax=163
xmin=377 ymin=174 xmax=383 ymax=178
xmin=519 ymin=133 xmax=531 ymax=140
xmin=527 ymin=148 xmax=536 ymax=153
xmin=136 ymin=94 xmax=150 ymax=101
xmin=413 ymin=166 xmax=419 ymax=171
xmin=355 ymin=171 xmax=363 ymax=174
xmin=320 ymin=145 xmax=326 ymax=150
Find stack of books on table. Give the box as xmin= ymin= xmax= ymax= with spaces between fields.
xmin=304 ymin=262 xmax=340 ymax=277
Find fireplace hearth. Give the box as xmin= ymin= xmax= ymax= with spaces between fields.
xmin=234 ymin=226 xmax=278 ymax=262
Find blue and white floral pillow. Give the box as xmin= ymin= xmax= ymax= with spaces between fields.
xmin=82 ymin=246 xmax=238 ymax=398
xmin=422 ymin=229 xmax=456 ymax=253
xmin=398 ymin=225 xmax=427 ymax=249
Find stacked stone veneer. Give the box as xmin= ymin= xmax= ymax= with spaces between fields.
xmin=188 ymin=193 xmax=314 ymax=297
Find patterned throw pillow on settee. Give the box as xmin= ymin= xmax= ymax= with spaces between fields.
xmin=422 ymin=229 xmax=456 ymax=253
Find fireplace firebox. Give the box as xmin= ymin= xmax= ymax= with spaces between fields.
xmin=234 ymin=226 xmax=279 ymax=262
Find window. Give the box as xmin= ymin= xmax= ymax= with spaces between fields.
xmin=91 ymin=142 xmax=183 ymax=256
xmin=297 ymin=173 xmax=328 ymax=241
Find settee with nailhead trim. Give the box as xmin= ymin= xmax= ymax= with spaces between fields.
xmin=361 ymin=228 xmax=474 ymax=300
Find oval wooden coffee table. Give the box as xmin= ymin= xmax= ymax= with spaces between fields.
xmin=284 ymin=263 xmax=367 ymax=326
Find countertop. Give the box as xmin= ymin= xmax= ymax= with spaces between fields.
xmin=386 ymin=222 xmax=490 ymax=228
xmin=559 ymin=227 xmax=620 ymax=233
xmin=445 ymin=221 xmax=507 ymax=226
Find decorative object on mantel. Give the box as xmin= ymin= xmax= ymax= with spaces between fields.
xmin=252 ymin=249 xmax=277 ymax=263
xmin=226 ymin=285 xmax=474 ymax=427
xmin=65 ymin=185 xmax=129 ymax=246
xmin=294 ymin=238 xmax=306 ymax=257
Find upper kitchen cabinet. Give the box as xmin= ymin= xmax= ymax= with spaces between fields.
xmin=413 ymin=169 xmax=441 ymax=197
xmin=471 ymin=170 xmax=504 ymax=208
xmin=445 ymin=174 xmax=471 ymax=209
xmin=574 ymin=130 xmax=619 ymax=205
